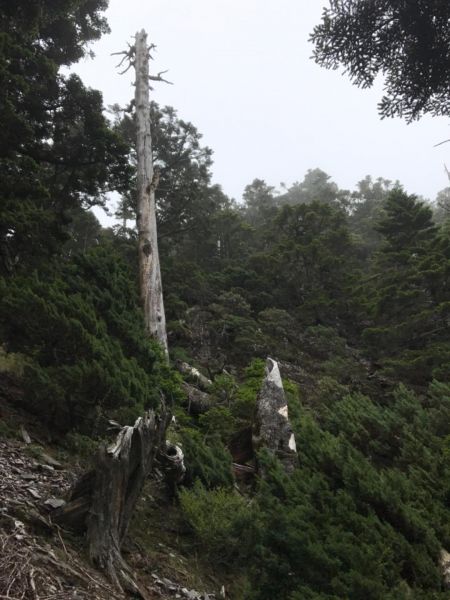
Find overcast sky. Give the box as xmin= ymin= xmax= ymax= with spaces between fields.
xmin=73 ymin=0 xmax=449 ymax=215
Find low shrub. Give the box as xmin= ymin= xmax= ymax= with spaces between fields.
xmin=179 ymin=482 xmax=256 ymax=565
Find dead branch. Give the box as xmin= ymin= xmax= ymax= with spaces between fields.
xmin=434 ymin=138 xmax=450 ymax=148
xmin=149 ymin=69 xmax=173 ymax=85
xmin=111 ymin=43 xmax=136 ymax=74
xmin=55 ymin=525 xmax=69 ymax=558
xmin=445 ymin=163 xmax=450 ymax=183
xmin=148 ymin=42 xmax=157 ymax=59
xmin=118 ymin=61 xmax=135 ymax=75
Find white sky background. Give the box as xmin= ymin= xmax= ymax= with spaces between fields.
xmin=72 ymin=0 xmax=450 ymax=223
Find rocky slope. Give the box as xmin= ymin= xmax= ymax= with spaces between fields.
xmin=0 ymin=392 xmax=221 ymax=600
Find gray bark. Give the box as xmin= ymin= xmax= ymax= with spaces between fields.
xmin=54 ymin=411 xmax=171 ymax=597
xmin=253 ymin=357 xmax=298 ymax=474
xmin=441 ymin=549 xmax=450 ymax=589
xmin=135 ymin=29 xmax=168 ymax=355
xmin=52 ymin=34 xmax=174 ymax=594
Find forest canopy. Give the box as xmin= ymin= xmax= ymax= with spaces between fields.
xmin=310 ymin=0 xmax=450 ymax=120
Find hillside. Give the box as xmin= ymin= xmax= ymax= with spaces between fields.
xmin=2 ymin=2 xmax=450 ymax=599
xmin=0 ymin=382 xmax=221 ymax=599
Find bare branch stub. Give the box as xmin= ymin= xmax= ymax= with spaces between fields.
xmin=118 ymin=61 xmax=135 ymax=76
xmin=148 ymin=43 xmax=157 ymax=60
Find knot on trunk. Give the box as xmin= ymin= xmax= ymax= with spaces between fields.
xmin=142 ymin=240 xmax=152 ymax=256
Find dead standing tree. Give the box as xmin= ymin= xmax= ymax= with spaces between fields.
xmin=115 ymin=30 xmax=170 ymax=355
xmin=53 ymin=32 xmax=182 ymax=597
xmin=136 ymin=30 xmax=169 ymax=355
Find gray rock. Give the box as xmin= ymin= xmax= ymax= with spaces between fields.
xmin=39 ymin=452 xmax=63 ymax=469
xmin=44 ymin=498 xmax=67 ymax=510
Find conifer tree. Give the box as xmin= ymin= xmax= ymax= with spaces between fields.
xmin=363 ymin=190 xmax=450 ymax=382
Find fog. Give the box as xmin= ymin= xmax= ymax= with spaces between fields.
xmin=72 ymin=0 xmax=449 ymax=218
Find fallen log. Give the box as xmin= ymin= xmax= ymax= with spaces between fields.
xmin=232 ymin=462 xmax=255 ymax=483
xmin=176 ymin=360 xmax=212 ymax=390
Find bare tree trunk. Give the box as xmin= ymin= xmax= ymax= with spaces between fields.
xmin=51 ymin=34 xmax=175 ymax=596
xmin=135 ymin=29 xmax=168 ymax=355
xmin=55 ymin=411 xmax=171 ymax=598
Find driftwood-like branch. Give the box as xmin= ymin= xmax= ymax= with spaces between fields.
xmin=176 ymin=361 xmax=212 ymax=391
xmin=111 ymin=42 xmax=135 ymax=60
xmin=118 ymin=61 xmax=135 ymax=75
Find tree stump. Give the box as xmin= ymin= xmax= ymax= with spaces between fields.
xmin=55 ymin=410 xmax=169 ymax=597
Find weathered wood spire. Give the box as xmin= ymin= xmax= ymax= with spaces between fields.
xmin=253 ymin=357 xmax=298 ymax=474
xmin=135 ymin=29 xmax=168 ymax=355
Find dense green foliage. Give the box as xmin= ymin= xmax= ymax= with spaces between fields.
xmin=0 ymin=242 xmax=182 ymax=431
xmin=181 ymin=380 xmax=450 ymax=598
xmin=310 ymin=0 xmax=450 ymax=121
xmin=3 ymin=3 xmax=450 ymax=598
xmin=247 ymin=380 xmax=450 ymax=599
xmin=0 ymin=1 xmax=177 ymax=433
